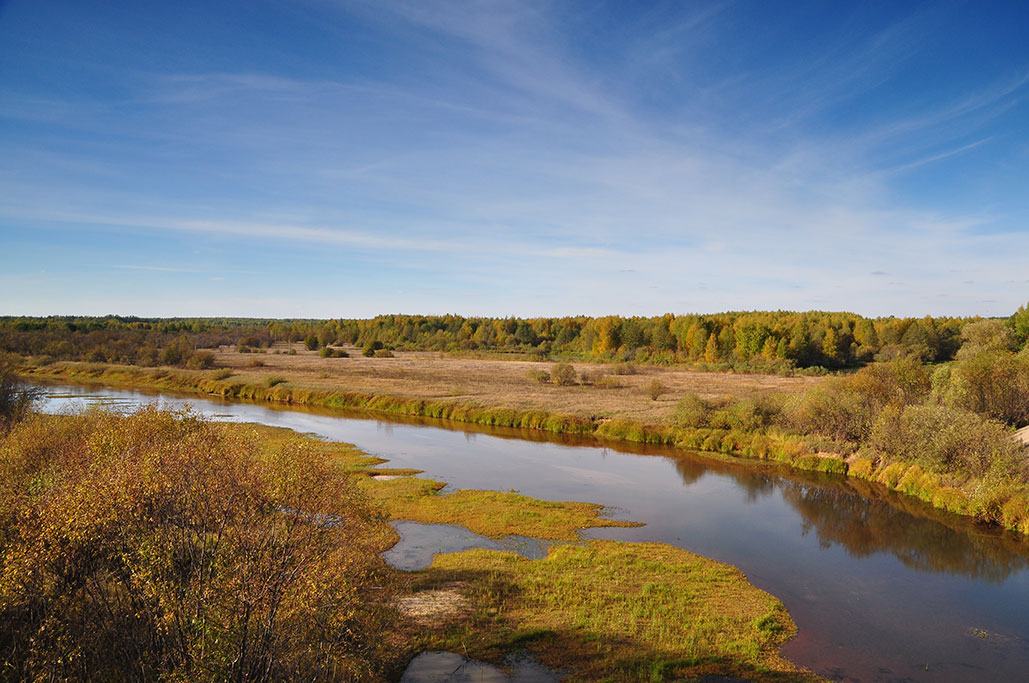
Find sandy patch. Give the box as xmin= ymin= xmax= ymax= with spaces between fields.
xmin=396 ymin=582 xmax=471 ymax=625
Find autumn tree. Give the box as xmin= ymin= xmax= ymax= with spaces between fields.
xmin=1009 ymin=302 xmax=1029 ymax=348
xmin=0 ymin=409 xmax=395 ymax=680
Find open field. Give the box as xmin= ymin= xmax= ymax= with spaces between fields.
xmin=213 ymin=343 xmax=824 ymax=423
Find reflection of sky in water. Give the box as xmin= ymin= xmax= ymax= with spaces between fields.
xmin=401 ymin=651 xmax=560 ymax=683
xmin=383 ymin=521 xmax=554 ymax=571
xmin=32 ymin=380 xmax=1029 ymax=683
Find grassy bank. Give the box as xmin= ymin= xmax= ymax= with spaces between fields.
xmin=20 ymin=359 xmax=1029 ymax=535
xmin=360 ymin=476 xmax=640 ymax=541
xmin=412 ymin=541 xmax=815 ymax=682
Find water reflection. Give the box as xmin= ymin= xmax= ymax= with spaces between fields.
xmin=384 ymin=521 xmax=554 ymax=571
xmin=780 ymin=480 xmax=1028 ymax=582
xmin=668 ymin=450 xmax=1029 ymax=582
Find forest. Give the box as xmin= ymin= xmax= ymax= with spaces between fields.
xmin=3 ymin=305 xmax=1028 ymax=372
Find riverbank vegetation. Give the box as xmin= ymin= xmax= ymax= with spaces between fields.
xmin=0 ymin=402 xmax=810 ymax=680
xmin=663 ymin=324 xmax=1029 ymax=532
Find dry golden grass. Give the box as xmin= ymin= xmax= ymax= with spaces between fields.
xmin=216 ymin=344 xmax=823 ymax=423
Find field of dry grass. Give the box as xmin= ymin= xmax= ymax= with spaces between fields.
xmin=215 ymin=343 xmax=824 ymax=423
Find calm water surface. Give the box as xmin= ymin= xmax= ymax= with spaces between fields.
xmin=34 ymin=381 xmax=1029 ymax=682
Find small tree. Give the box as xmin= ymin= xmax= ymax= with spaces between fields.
xmin=552 ymin=362 xmax=577 ymax=386
xmin=304 ymin=335 xmax=320 ymax=351
xmin=646 ymin=379 xmax=668 ymax=401
xmin=160 ymin=334 xmax=195 ymax=366
xmin=1011 ymin=301 xmax=1029 ymax=348
xmin=362 ymin=340 xmax=383 ymax=357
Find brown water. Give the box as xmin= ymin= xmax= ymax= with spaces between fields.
xmin=35 ymin=381 xmax=1029 ymax=682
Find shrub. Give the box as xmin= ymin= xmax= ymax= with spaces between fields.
xmin=304 ymin=335 xmax=320 ymax=351
xmin=846 ymin=358 xmax=930 ymax=408
xmin=160 ymin=334 xmax=195 ymax=367
xmin=645 ymin=379 xmax=667 ymax=401
xmin=0 ymin=409 xmax=394 ymax=680
xmin=611 ymin=362 xmax=638 ymax=375
xmin=527 ymin=369 xmax=551 ymax=384
xmin=709 ymin=399 xmax=763 ymax=431
xmin=319 ymin=346 xmax=333 ymax=358
xmin=870 ymin=403 xmax=1024 ymax=477
xmin=787 ymin=382 xmax=874 ymax=442
xmin=186 ymin=350 xmax=215 ymax=369
xmin=552 ymin=362 xmax=577 ymax=386
xmin=265 ymin=375 xmax=287 ymax=387
xmin=674 ymin=394 xmax=710 ymax=428
xmin=362 ymin=340 xmax=383 ymax=357
xmin=373 ymin=349 xmax=394 ymax=358
xmin=249 ymin=358 xmax=266 ymax=367
xmin=942 ymin=351 xmax=1029 ymax=426
xmin=956 ymin=320 xmax=1014 ymax=359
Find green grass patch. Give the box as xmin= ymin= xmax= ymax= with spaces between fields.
xmin=416 ymin=541 xmax=817 ymax=682
xmin=361 ymin=477 xmax=639 ymax=541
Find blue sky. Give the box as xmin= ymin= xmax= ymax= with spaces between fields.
xmin=1 ymin=0 xmax=1027 ymax=318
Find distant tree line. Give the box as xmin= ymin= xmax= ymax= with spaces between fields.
xmin=2 ymin=306 xmax=1028 ymax=371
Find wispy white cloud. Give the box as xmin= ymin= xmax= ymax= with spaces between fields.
xmin=114 ymin=264 xmax=197 ymax=273
xmin=1 ymin=0 xmax=1027 ymax=318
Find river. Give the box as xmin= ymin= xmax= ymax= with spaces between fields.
xmin=33 ymin=381 xmax=1029 ymax=682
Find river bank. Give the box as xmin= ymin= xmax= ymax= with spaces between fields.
xmin=20 ymin=354 xmax=1029 ymax=536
